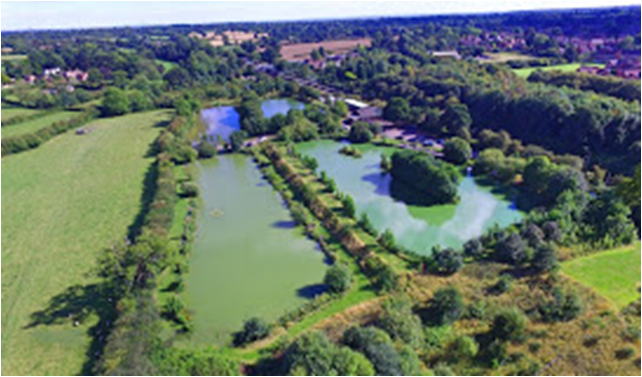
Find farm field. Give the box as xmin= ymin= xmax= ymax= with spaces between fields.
xmin=1 ymin=110 xmax=171 ymax=376
xmin=1 ymin=111 xmax=77 ymax=139
xmin=280 ymin=38 xmax=372 ymax=61
xmin=1 ymin=54 xmax=28 ymax=62
xmin=1 ymin=106 xmax=42 ymax=122
xmin=512 ymin=63 xmax=604 ymax=78
xmin=479 ymin=51 xmax=538 ymax=62
xmin=562 ymin=243 xmax=641 ymax=309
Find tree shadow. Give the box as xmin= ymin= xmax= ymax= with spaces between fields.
xmin=272 ymin=220 xmax=297 ymax=229
xmin=361 ymin=172 xmax=391 ymax=197
xmin=296 ymin=284 xmax=327 ymax=299
xmin=25 ymin=282 xmax=118 ymax=375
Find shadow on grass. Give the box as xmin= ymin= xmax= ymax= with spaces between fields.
xmin=25 ymin=282 xmax=118 ymax=375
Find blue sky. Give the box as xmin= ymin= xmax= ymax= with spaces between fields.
xmin=2 ymin=1 xmax=639 ymax=31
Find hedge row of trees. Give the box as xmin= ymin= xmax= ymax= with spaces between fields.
xmin=1 ymin=109 xmax=98 ymax=156
xmin=528 ymin=69 xmax=641 ymax=102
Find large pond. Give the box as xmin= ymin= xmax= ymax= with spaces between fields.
xmin=296 ymin=140 xmax=524 ymax=255
xmin=185 ymin=155 xmax=327 ymax=345
xmin=200 ymin=98 xmax=304 ymax=141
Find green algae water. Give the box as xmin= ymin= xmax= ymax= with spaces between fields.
xmin=296 ymin=140 xmax=523 ymax=255
xmin=185 ymin=155 xmax=327 ymax=345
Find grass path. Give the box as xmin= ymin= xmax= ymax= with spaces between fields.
xmin=1 ymin=110 xmax=171 ymax=375
xmin=1 ymin=107 xmax=42 ymax=122
xmin=562 ymin=243 xmax=641 ymax=309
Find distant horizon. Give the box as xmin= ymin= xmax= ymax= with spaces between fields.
xmin=1 ymin=1 xmax=640 ymax=32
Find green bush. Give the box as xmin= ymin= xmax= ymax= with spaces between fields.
xmin=491 ymin=307 xmax=527 ymax=342
xmin=324 ymin=263 xmax=353 ymax=294
xmin=180 ymin=182 xmax=200 ymax=198
xmin=233 ymin=317 xmax=270 ymax=346
xmin=196 ymin=142 xmax=217 ymax=159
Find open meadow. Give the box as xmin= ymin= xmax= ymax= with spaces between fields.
xmin=563 ymin=243 xmax=641 ymax=309
xmin=1 ymin=111 xmax=77 ymax=139
xmin=1 ymin=110 xmax=171 ymax=375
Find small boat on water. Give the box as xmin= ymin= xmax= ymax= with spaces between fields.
xmin=210 ymin=208 xmax=225 ymax=218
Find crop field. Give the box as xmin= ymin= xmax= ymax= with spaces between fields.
xmin=512 ymin=63 xmax=604 ymax=78
xmin=1 ymin=111 xmax=77 ymax=139
xmin=1 ymin=110 xmax=171 ymax=376
xmin=562 ymin=243 xmax=641 ymax=309
xmin=1 ymin=106 xmax=42 ymax=122
xmin=479 ymin=51 xmax=538 ymax=63
xmin=280 ymin=38 xmax=372 ymax=61
xmin=1 ymin=54 xmax=28 ymax=62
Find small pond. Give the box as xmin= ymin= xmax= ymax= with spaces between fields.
xmin=296 ymin=140 xmax=524 ymax=255
xmin=200 ymin=98 xmax=304 ymax=141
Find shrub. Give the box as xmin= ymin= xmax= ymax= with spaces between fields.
xmin=348 ymin=122 xmax=374 ymax=143
xmin=538 ymin=288 xmax=584 ymax=322
xmin=341 ymin=194 xmax=357 ymax=218
xmin=447 ymin=335 xmax=479 ymax=360
xmin=376 ymin=297 xmax=423 ymax=349
xmin=342 ymin=327 xmax=404 ymax=376
xmin=492 ymin=274 xmax=515 ymax=295
xmin=615 ymin=347 xmax=636 ymax=360
xmin=432 ymin=247 xmax=464 ymax=275
xmin=443 ymin=137 xmax=473 ymax=165
xmin=324 ymin=263 xmax=352 ymax=294
xmin=375 ymin=264 xmax=399 ymax=292
xmin=431 ymin=286 xmax=464 ymax=326
xmin=197 ymin=142 xmax=217 ymax=159
xmin=495 ymin=233 xmax=526 ymax=265
xmin=532 ymin=243 xmax=559 ymax=273
xmin=463 ymin=238 xmax=484 ymax=259
xmin=180 ymin=182 xmax=200 ymax=198
xmin=358 ymin=213 xmax=378 ymax=237
xmin=490 ymin=307 xmax=527 ymax=342
xmin=233 ymin=317 xmax=270 ymax=346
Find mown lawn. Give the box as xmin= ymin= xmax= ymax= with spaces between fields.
xmin=1 ymin=107 xmax=41 ymax=122
xmin=512 ymin=63 xmax=604 ymax=78
xmin=562 ymin=243 xmax=641 ymax=309
xmin=1 ymin=111 xmax=78 ymax=139
xmin=1 ymin=110 xmax=171 ymax=376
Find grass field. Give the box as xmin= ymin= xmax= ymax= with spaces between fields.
xmin=512 ymin=63 xmax=604 ymax=78
xmin=155 ymin=59 xmax=177 ymax=71
xmin=1 ymin=107 xmax=42 ymax=122
xmin=563 ymin=243 xmax=641 ymax=309
xmin=1 ymin=110 xmax=171 ymax=376
xmin=1 ymin=111 xmax=77 ymax=139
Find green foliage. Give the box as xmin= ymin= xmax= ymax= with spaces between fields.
xmin=152 ymin=347 xmax=240 ymax=376
xmin=442 ymin=103 xmax=472 ymax=136
xmin=390 ymin=150 xmax=460 ymax=205
xmin=490 ymin=307 xmax=527 ymax=342
xmin=180 ymin=182 xmax=200 ymax=198
xmin=129 ymin=90 xmax=154 ymax=112
xmin=463 ymin=238 xmax=484 ymax=259
xmin=196 ymin=142 xmax=217 ymax=159
xmin=341 ymin=194 xmax=357 ymax=218
xmin=538 ymin=287 xmax=584 ymax=323
xmin=383 ymin=97 xmax=412 ymax=123
xmin=228 ymin=130 xmax=248 ymax=152
xmin=358 ymin=213 xmax=378 ymax=237
xmin=431 ymin=247 xmax=464 ymax=275
xmin=376 ymin=297 xmax=424 ymax=349
xmin=446 ymin=335 xmax=479 ymax=361
xmin=101 ymin=87 xmax=131 ymax=117
xmin=348 ymin=122 xmax=375 ymax=143
xmin=378 ymin=229 xmax=397 ymax=252
xmin=324 ymin=263 xmax=353 ymax=294
xmin=430 ymin=286 xmax=465 ymax=326
xmin=342 ymin=327 xmax=404 ymax=376
xmin=443 ymin=137 xmax=472 ymax=165
xmin=375 ymin=264 xmax=399 ymax=292
xmin=494 ymin=233 xmax=526 ymax=265
xmin=532 ymin=243 xmax=559 ymax=273
xmin=284 ymin=331 xmax=375 ymax=376
xmin=233 ymin=317 xmax=271 ymax=346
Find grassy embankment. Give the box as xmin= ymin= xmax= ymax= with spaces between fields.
xmin=1 ymin=111 xmax=78 ymax=139
xmin=512 ymin=63 xmax=605 ymax=78
xmin=562 ymin=243 xmax=641 ymax=309
xmin=1 ymin=107 xmax=42 ymax=122
xmin=1 ymin=110 xmax=172 ymax=376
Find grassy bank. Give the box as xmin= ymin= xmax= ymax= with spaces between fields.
xmin=1 ymin=111 xmax=78 ymax=139
xmin=562 ymin=243 xmax=641 ymax=309
xmin=1 ymin=110 xmax=172 ymax=375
